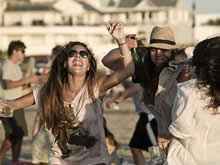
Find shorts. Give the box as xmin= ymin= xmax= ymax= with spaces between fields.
xmin=1 ymin=109 xmax=28 ymax=143
xmin=129 ymin=112 xmax=158 ymax=151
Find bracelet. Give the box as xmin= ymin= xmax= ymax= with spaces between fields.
xmin=118 ymin=41 xmax=127 ymax=45
xmin=120 ymin=54 xmax=130 ymax=58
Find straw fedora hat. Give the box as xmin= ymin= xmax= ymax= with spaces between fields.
xmin=147 ymin=26 xmax=178 ymax=50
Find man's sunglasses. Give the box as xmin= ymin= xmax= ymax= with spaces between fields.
xmin=63 ymin=48 xmax=89 ymax=58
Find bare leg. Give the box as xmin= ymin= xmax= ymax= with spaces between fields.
xmin=12 ymin=139 xmax=22 ymax=163
xmin=0 ymin=139 xmax=13 ymax=165
xmin=130 ymin=147 xmax=146 ymax=165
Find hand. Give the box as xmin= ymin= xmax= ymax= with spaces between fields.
xmin=30 ymin=75 xmax=43 ymax=84
xmin=157 ymin=136 xmax=172 ymax=150
xmin=178 ymin=64 xmax=192 ymax=83
xmin=183 ymin=64 xmax=191 ymax=78
xmin=0 ymin=100 xmax=15 ymax=117
xmin=106 ymin=22 xmax=126 ymax=44
xmin=106 ymin=100 xmax=117 ymax=109
xmin=126 ymin=34 xmax=138 ymax=49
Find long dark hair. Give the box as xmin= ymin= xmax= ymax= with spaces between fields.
xmin=142 ymin=48 xmax=175 ymax=105
xmin=193 ymin=36 xmax=220 ymax=111
xmin=40 ymin=41 xmax=97 ymax=135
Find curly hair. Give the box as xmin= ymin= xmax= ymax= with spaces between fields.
xmin=192 ymin=36 xmax=220 ymax=111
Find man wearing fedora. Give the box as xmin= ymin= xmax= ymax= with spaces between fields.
xmin=102 ymin=25 xmax=190 ymax=164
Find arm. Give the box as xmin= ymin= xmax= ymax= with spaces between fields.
xmin=0 ymin=92 xmax=35 ymax=117
xmin=13 ymin=92 xmax=35 ymax=110
xmin=98 ymin=23 xmax=135 ymax=96
xmin=32 ymin=111 xmax=43 ymax=137
xmin=106 ymin=84 xmax=140 ymax=109
xmin=4 ymin=75 xmax=42 ymax=89
xmin=0 ymin=92 xmax=35 ymax=111
xmin=102 ymin=34 xmax=138 ymax=71
xmin=101 ymin=48 xmax=122 ymax=71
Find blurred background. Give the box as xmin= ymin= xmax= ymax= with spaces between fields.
xmin=0 ymin=1 xmax=220 ymax=164
xmin=0 ymin=0 xmax=219 ymax=74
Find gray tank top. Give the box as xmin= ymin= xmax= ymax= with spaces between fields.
xmin=33 ymin=83 xmax=110 ymax=165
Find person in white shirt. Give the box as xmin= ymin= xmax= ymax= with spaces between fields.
xmin=163 ymin=36 xmax=220 ymax=165
xmin=0 ymin=40 xmax=42 ymax=165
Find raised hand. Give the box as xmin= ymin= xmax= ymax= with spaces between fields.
xmin=106 ymin=22 xmax=126 ymax=44
xmin=126 ymin=34 xmax=138 ymax=49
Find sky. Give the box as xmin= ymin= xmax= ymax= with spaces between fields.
xmin=187 ymin=0 xmax=220 ymax=13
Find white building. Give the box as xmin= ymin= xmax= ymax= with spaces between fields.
xmin=0 ymin=0 xmax=194 ymax=59
xmin=194 ymin=12 xmax=220 ymax=42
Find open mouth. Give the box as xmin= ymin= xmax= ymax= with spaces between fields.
xmin=73 ymin=61 xmax=82 ymax=67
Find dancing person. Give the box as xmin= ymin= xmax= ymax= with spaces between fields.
xmin=0 ymin=23 xmax=134 ymax=165
xmin=106 ymin=81 xmax=158 ymax=165
xmin=0 ymin=41 xmax=42 ymax=165
xmin=161 ymin=36 xmax=220 ymax=165
xmin=102 ymin=26 xmax=191 ymax=152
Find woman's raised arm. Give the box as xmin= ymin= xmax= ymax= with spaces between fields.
xmin=98 ymin=23 xmax=135 ymax=96
xmin=102 ymin=34 xmax=138 ymax=71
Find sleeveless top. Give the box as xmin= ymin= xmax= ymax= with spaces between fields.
xmin=33 ymin=83 xmax=110 ymax=165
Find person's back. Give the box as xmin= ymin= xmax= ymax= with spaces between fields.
xmin=167 ymin=36 xmax=220 ymax=165
xmin=168 ymin=79 xmax=220 ymax=165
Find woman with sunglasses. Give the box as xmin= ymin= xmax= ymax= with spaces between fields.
xmin=0 ymin=23 xmax=134 ymax=165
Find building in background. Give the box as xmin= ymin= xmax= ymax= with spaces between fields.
xmin=0 ymin=0 xmax=194 ymax=67
xmin=194 ymin=12 xmax=220 ymax=41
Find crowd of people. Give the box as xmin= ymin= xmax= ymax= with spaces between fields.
xmin=0 ymin=22 xmax=219 ymax=165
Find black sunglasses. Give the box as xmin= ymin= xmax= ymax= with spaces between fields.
xmin=63 ymin=47 xmax=89 ymax=58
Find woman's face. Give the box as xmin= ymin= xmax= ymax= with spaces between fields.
xmin=150 ymin=47 xmax=172 ymax=66
xmin=66 ymin=45 xmax=90 ymax=76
